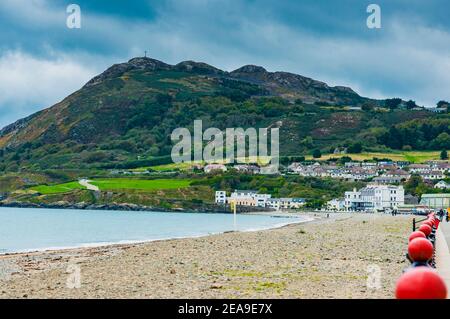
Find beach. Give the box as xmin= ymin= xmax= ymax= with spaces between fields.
xmin=0 ymin=213 xmax=411 ymax=299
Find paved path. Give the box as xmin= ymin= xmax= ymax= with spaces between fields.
xmin=78 ymin=179 xmax=100 ymax=191
xmin=436 ymin=221 xmax=450 ymax=298
xmin=440 ymin=221 xmax=450 ymax=252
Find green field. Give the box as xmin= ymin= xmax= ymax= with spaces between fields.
xmin=305 ymin=151 xmax=443 ymax=163
xmin=30 ymin=181 xmax=85 ymax=194
xmin=133 ymin=162 xmax=199 ymax=172
xmin=30 ymin=178 xmax=193 ymax=194
xmin=90 ymin=178 xmax=192 ymax=190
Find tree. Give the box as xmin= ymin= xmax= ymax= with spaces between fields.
xmin=441 ymin=150 xmax=448 ymax=160
xmin=312 ymin=149 xmax=322 ymax=158
xmin=406 ymin=100 xmax=417 ymax=110
xmin=301 ymin=136 xmax=314 ymax=148
xmin=291 ymin=156 xmax=305 ymax=162
xmin=347 ymin=142 xmax=362 ymax=154
xmin=292 ymin=104 xmax=304 ymax=114
xmin=437 ymin=100 xmax=449 ymax=108
xmin=339 ymin=156 xmax=353 ymax=165
xmin=385 ymin=98 xmax=402 ymax=110
xmin=306 ymin=199 xmax=325 ymax=209
xmin=361 ymin=101 xmax=376 ymax=111
xmin=433 ymin=132 xmax=450 ymax=150
xmin=385 ymin=126 xmax=403 ymax=149
xmin=404 ymin=174 xmax=424 ymax=196
xmin=402 ymin=145 xmax=413 ymax=151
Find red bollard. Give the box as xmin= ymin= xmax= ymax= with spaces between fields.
xmin=424 ymin=220 xmax=434 ymax=228
xmin=409 ymin=231 xmax=426 ymax=242
xmin=419 ymin=224 xmax=432 ymax=237
xmin=435 ymin=219 xmax=440 ymax=229
xmin=408 ymin=238 xmax=434 ymax=262
xmin=396 ymin=267 xmax=447 ymax=299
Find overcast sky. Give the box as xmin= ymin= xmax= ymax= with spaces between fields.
xmin=0 ymin=0 xmax=449 ymax=128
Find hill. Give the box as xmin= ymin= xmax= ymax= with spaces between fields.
xmin=0 ymin=57 xmax=448 ymax=171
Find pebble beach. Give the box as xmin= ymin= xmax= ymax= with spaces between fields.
xmin=0 ymin=213 xmax=411 ymax=299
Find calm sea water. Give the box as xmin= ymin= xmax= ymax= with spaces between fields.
xmin=0 ymin=207 xmax=308 ymax=254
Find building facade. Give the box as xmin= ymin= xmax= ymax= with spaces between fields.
xmin=420 ymin=194 xmax=450 ymax=209
xmin=215 ymin=190 xmax=305 ymax=210
xmin=344 ymin=184 xmax=404 ymax=212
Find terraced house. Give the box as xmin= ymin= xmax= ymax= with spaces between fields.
xmin=215 ymin=190 xmax=305 ymax=210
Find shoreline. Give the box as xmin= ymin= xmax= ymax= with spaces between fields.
xmin=0 ymin=213 xmax=411 ymax=299
xmin=0 ymin=212 xmax=315 ymax=258
xmin=0 ymin=201 xmax=276 ymax=214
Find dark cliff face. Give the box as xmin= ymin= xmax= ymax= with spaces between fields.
xmin=0 ymin=112 xmax=40 ymax=138
xmin=81 ymin=57 xmax=366 ymax=105
xmin=84 ymin=57 xmax=173 ymax=88
xmin=229 ymin=65 xmax=362 ymax=104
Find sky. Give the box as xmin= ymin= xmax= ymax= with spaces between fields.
xmin=0 ymin=0 xmax=449 ymax=128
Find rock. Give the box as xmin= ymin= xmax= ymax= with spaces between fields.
xmin=210 ymin=283 xmax=223 ymax=289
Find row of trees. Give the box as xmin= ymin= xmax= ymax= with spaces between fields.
xmin=363 ymin=99 xmax=449 ymax=111
xmin=378 ymin=119 xmax=450 ymax=150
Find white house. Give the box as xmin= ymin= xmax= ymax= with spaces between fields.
xmin=434 ymin=181 xmax=450 ymax=189
xmin=204 ymin=164 xmax=227 ymax=173
xmin=383 ymin=169 xmax=410 ymax=180
xmin=233 ymin=164 xmax=260 ymax=174
xmin=344 ymin=184 xmax=404 ymax=212
xmin=326 ymin=198 xmax=345 ymax=211
xmin=418 ymin=170 xmax=445 ymax=181
xmin=267 ymin=198 xmax=305 ymax=210
xmin=215 ymin=191 xmax=227 ymax=204
xmin=226 ymin=190 xmax=271 ymax=207
xmin=408 ymin=164 xmax=431 ymax=174
xmin=215 ymin=190 xmax=304 ymax=210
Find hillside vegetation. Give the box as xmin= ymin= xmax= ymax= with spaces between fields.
xmin=0 ymin=57 xmax=448 ymax=173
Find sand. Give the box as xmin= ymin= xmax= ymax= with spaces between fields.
xmin=0 ymin=213 xmax=412 ymax=299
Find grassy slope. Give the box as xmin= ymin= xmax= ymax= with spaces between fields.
xmin=90 ymin=178 xmax=192 ymax=190
xmin=305 ymin=151 xmax=442 ymax=163
xmin=30 ymin=178 xmax=193 ymax=194
xmin=30 ymin=181 xmax=86 ymax=194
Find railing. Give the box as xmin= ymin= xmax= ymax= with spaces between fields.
xmin=411 ymin=216 xmax=437 ymax=267
xmin=412 ymin=217 xmax=429 ymax=232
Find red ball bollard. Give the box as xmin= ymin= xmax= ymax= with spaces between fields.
xmin=419 ymin=224 xmax=432 ymax=237
xmin=435 ymin=219 xmax=440 ymax=229
xmin=408 ymin=237 xmax=434 ymax=262
xmin=409 ymin=231 xmax=426 ymax=242
xmin=396 ymin=267 xmax=447 ymax=299
xmin=424 ymin=220 xmax=434 ymax=228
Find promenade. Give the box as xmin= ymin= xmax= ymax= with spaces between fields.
xmin=436 ymin=220 xmax=450 ymax=298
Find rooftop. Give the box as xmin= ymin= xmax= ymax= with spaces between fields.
xmin=234 ymin=190 xmax=258 ymax=194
